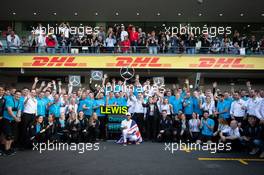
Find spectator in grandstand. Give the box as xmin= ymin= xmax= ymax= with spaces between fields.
xmin=159 ymin=32 xmax=168 ymax=53
xmin=248 ymin=35 xmax=259 ymax=54
xmin=157 ymin=110 xmax=172 ymax=142
xmin=147 ymin=31 xmax=159 ymax=54
xmin=241 ymin=116 xmax=264 ymax=158
xmin=98 ymin=26 xmax=106 ymax=42
xmin=0 ymin=40 xmax=4 ymax=52
xmin=169 ymin=33 xmax=179 ymax=53
xmin=233 ymin=31 xmax=242 ymax=47
xmin=187 ymin=33 xmax=197 ymax=54
xmin=128 ymin=25 xmax=139 ymax=53
xmin=120 ymin=36 xmax=130 ymax=53
xmin=6 ymin=31 xmax=21 ymax=53
xmin=210 ymin=37 xmax=221 ymax=54
xmin=28 ymin=31 xmax=38 ymax=53
xmin=229 ymin=42 xmax=240 ymax=55
xmin=137 ymin=28 xmax=146 ymax=53
xmin=178 ymin=39 xmax=185 ymax=54
xmin=20 ymin=36 xmax=30 ymax=53
xmin=105 ymin=32 xmax=116 ymax=53
xmin=59 ymin=22 xmax=70 ymax=39
xmin=45 ymin=33 xmax=57 ymax=54
xmin=37 ymin=31 xmax=46 ymax=53
xmin=57 ymin=33 xmax=69 ymax=53
xmin=197 ymin=111 xmax=215 ymax=143
xmin=199 ymin=34 xmax=211 ymax=54
xmin=221 ymin=33 xmax=231 ymax=54
xmin=259 ymin=36 xmax=264 ymax=55
xmin=120 ymin=25 xmax=128 ymax=42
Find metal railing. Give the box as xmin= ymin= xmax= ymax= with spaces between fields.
xmin=0 ymin=45 xmax=264 ymax=55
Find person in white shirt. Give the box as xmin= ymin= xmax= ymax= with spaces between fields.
xmin=21 ymin=89 xmax=38 ymax=149
xmin=201 ymin=96 xmax=215 ymax=116
xmin=120 ymin=25 xmax=128 ymax=41
xmin=37 ymin=31 xmax=46 ymax=53
xmin=230 ymin=92 xmax=247 ymax=125
xmin=120 ymin=113 xmax=141 ymax=146
xmin=247 ymin=90 xmax=261 ymax=117
xmin=7 ymin=31 xmax=20 ymax=53
xmin=158 ymin=98 xmax=172 ymax=116
xmin=105 ymin=33 xmax=116 ymax=53
xmin=129 ymin=92 xmax=144 ymax=135
xmin=220 ymin=120 xmax=241 ymax=150
xmin=188 ymin=112 xmax=201 ymax=142
xmin=255 ymin=98 xmax=264 ymax=122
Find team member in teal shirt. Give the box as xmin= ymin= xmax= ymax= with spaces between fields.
xmin=37 ymin=92 xmax=48 ymax=117
xmin=2 ymin=90 xmax=22 ymax=155
xmin=183 ymin=92 xmax=194 ymax=120
xmin=216 ymin=94 xmax=231 ymax=122
xmin=198 ymin=111 xmax=215 ymax=143
xmin=48 ymin=94 xmax=61 ymax=122
xmin=93 ymin=92 xmax=106 ymax=140
xmin=171 ymin=93 xmax=183 ymax=115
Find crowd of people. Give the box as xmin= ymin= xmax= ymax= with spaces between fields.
xmin=0 ymin=75 xmax=263 ymax=157
xmin=1 ymin=22 xmax=264 ymax=54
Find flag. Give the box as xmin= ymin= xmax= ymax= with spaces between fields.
xmin=116 ymin=120 xmax=143 ymax=144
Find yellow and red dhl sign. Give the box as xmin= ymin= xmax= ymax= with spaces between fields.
xmin=0 ymin=55 xmax=263 ymax=70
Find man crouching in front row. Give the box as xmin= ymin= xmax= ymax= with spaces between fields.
xmin=117 ymin=113 xmax=142 ymax=146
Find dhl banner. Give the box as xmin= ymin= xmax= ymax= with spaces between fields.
xmin=0 ymin=55 xmax=264 ymax=70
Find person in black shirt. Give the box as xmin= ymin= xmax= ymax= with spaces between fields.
xmin=78 ymin=111 xmax=89 ymax=142
xmin=29 ymin=116 xmax=46 ymax=145
xmin=187 ymin=33 xmax=197 ymax=54
xmin=200 ymin=34 xmax=211 ymax=54
xmin=248 ymin=35 xmax=258 ymax=54
xmin=142 ymin=97 xmax=160 ymax=141
xmin=66 ymin=112 xmax=81 ymax=143
xmin=157 ymin=110 xmax=172 ymax=142
xmin=0 ymin=86 xmax=6 ymax=156
xmin=88 ymin=112 xmax=100 ymax=142
xmin=241 ymin=116 xmax=264 ymax=158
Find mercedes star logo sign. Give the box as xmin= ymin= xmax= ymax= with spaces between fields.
xmin=120 ymin=67 xmax=135 ymax=80
xmin=69 ymin=76 xmax=80 ymax=86
xmin=91 ymin=71 xmax=103 ymax=81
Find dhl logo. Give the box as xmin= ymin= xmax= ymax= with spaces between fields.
xmin=190 ymin=58 xmax=254 ymax=68
xmin=23 ymin=56 xmax=87 ymax=67
xmin=106 ymin=57 xmax=171 ymax=68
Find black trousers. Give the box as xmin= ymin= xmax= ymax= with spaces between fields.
xmin=89 ymin=127 xmax=100 ymax=142
xmin=20 ymin=113 xmax=35 ymax=148
xmin=98 ymin=117 xmax=107 ymax=140
xmin=133 ymin=113 xmax=145 ymax=137
xmin=146 ymin=115 xmax=159 ymax=141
